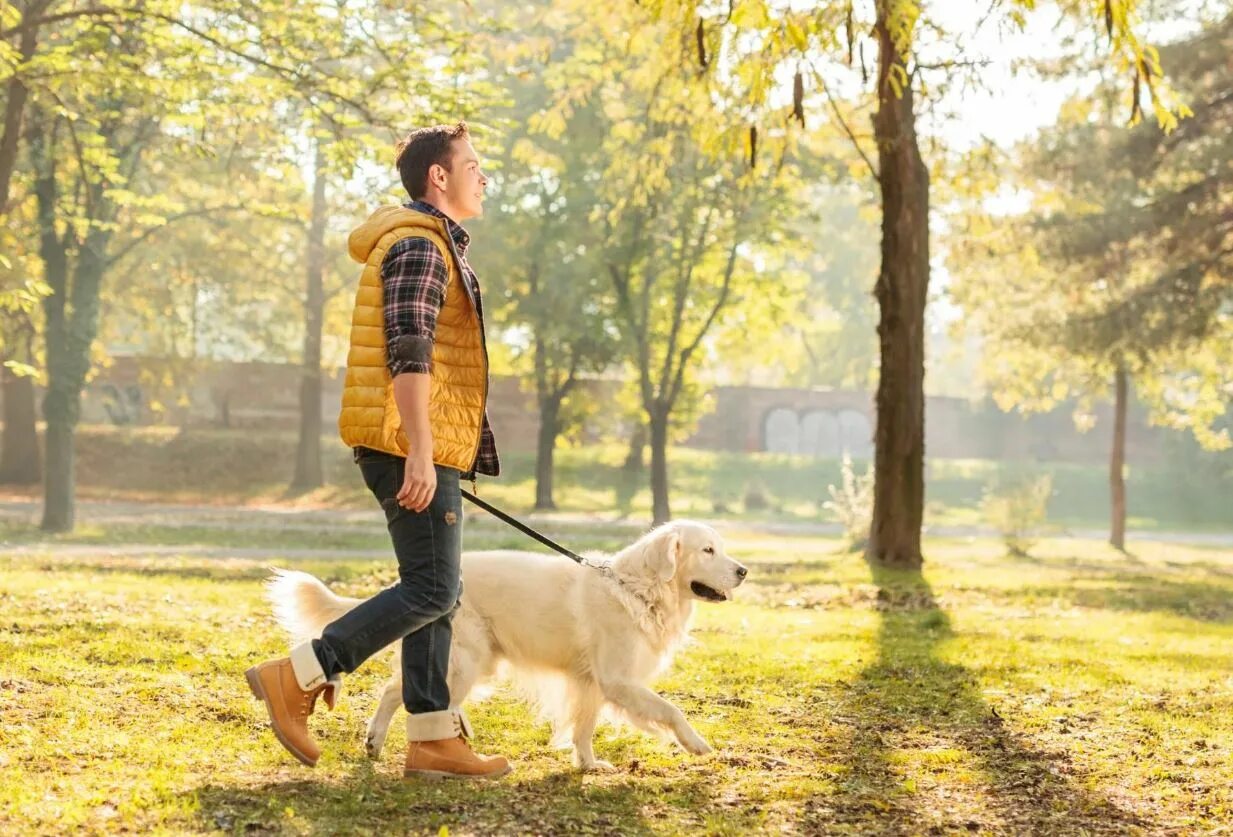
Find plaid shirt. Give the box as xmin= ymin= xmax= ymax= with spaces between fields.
xmin=380 ymin=199 xmax=499 ymax=478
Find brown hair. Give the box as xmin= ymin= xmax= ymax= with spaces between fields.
xmin=395 ymin=122 xmax=470 ymax=200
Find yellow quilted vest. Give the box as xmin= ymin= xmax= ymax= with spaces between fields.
xmin=338 ymin=206 xmax=488 ymax=470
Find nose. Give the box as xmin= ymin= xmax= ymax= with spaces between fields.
xmin=735 ymin=565 xmax=748 ymax=581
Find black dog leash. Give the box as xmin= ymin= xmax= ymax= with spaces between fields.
xmin=461 ymin=489 xmax=586 ymax=565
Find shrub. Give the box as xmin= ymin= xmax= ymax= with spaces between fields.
xmin=980 ymin=472 xmax=1053 ymax=556
xmin=823 ymin=454 xmax=873 ymax=551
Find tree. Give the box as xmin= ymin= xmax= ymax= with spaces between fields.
xmin=485 ymin=4 xmax=810 ymax=522
xmin=950 ymin=14 xmax=1232 ymax=550
xmin=474 ymin=28 xmax=622 ymax=511
xmin=588 ymin=80 xmax=803 ymax=524
xmin=12 ymin=1 xmax=495 ymax=528
xmin=641 ymin=0 xmax=1188 ymax=565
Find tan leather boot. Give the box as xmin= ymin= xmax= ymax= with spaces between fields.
xmin=404 ymin=710 xmax=511 ymax=780
xmin=245 ymin=650 xmax=337 ymax=767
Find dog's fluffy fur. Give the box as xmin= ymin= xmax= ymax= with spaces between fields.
xmin=266 ymin=520 xmax=747 ymax=771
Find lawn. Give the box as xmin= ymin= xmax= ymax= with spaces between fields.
xmin=2 ymin=521 xmax=1232 ymax=834
xmin=9 ymin=424 xmax=1232 ymax=534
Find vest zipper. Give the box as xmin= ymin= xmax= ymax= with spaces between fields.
xmin=442 ymin=224 xmax=489 ymax=480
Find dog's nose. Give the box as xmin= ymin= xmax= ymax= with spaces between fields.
xmin=735 ymin=565 xmax=748 ymax=580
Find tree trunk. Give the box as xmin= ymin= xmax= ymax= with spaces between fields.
xmin=0 ymin=364 xmax=41 ymax=484
xmin=32 ymin=117 xmax=75 ymax=532
xmin=291 ymin=139 xmax=327 ymax=493
xmin=534 ymin=396 xmax=561 ymax=510
xmin=0 ymin=1 xmax=49 ymax=214
xmin=40 ymin=390 xmax=75 ymax=531
xmin=867 ymin=1 xmax=929 ymax=570
xmin=1110 ymin=365 xmax=1128 ymax=551
xmin=623 ymin=422 xmax=646 ymax=472
xmin=648 ymin=408 xmax=670 ymax=525
xmin=41 ymin=245 xmax=106 ymax=532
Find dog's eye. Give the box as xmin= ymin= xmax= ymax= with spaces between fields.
xmin=703 ymin=547 xmax=714 ymax=554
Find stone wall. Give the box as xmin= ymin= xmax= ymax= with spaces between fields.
xmin=3 ymin=357 xmax=1172 ymax=464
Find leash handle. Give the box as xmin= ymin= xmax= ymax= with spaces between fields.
xmin=461 ymin=489 xmax=586 ymax=565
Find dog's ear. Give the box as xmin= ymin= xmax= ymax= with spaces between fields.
xmin=649 ymin=529 xmax=681 ymax=583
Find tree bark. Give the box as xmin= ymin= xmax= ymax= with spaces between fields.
xmin=42 ymin=241 xmax=107 ymax=532
xmin=0 ymin=364 xmax=41 ymax=484
xmin=0 ymin=1 xmax=49 ymax=215
xmin=1110 ymin=365 xmax=1128 ymax=551
xmin=623 ymin=422 xmax=646 ymax=473
xmin=291 ymin=138 xmax=327 ymax=493
xmin=534 ymin=395 xmax=561 ymax=510
xmin=32 ymin=107 xmax=114 ymax=532
xmin=867 ymin=0 xmax=929 ymax=569
xmin=31 ymin=116 xmax=73 ymax=531
xmin=648 ymin=407 xmax=670 ymax=525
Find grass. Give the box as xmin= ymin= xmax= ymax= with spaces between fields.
xmin=6 ymin=424 xmax=1232 ymax=533
xmin=3 ymin=519 xmax=1233 ymax=834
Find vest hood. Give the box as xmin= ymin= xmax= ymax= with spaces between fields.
xmin=347 ymin=205 xmax=448 ymax=263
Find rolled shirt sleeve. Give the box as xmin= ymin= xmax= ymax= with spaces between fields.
xmin=380 ymin=237 xmax=449 ymax=376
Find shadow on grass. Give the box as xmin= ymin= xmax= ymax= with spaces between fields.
xmin=188 ymin=759 xmax=718 ymax=835
xmin=803 ymin=563 xmax=1150 ymax=836
xmin=1029 ymin=577 xmax=1233 ymax=623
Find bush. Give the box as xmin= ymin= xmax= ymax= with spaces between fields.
xmin=823 ymin=454 xmax=873 ymax=551
xmin=742 ymin=479 xmax=771 ymax=512
xmin=980 ymin=472 xmax=1053 ymax=556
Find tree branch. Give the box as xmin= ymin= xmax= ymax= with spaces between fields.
xmin=808 ymin=60 xmax=878 ymax=182
xmin=104 ymin=204 xmax=252 ymax=267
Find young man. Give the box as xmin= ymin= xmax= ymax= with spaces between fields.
xmin=246 ymin=122 xmax=509 ymax=779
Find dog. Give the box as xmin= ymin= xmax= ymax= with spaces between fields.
xmin=266 ymin=520 xmax=748 ymax=771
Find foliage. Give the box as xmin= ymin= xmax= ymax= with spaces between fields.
xmin=823 ymin=452 xmax=874 ymax=550
xmin=980 ymin=471 xmax=1053 ymax=556
xmin=949 ymin=15 xmax=1233 ymax=451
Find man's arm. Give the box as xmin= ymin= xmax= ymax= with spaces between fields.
xmin=391 ymin=373 xmax=435 ymax=511
xmin=381 ymin=237 xmax=449 ymax=512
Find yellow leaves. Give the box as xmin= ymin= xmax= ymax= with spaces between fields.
xmin=730 ymin=0 xmax=772 ymax=30
xmin=886 ymin=62 xmax=908 ymax=98
xmin=528 ymin=108 xmax=568 ymax=140
xmin=2 ymin=360 xmax=39 ymax=379
xmin=510 ymin=138 xmax=563 ymax=172
xmin=785 ymin=17 xmax=809 ymax=52
xmin=885 ymin=0 xmax=919 ymax=58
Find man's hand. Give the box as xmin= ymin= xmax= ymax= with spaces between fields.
xmin=398 ymin=451 xmax=437 ymax=512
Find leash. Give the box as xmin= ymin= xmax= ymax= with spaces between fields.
xmin=461 ymin=489 xmax=587 ymax=565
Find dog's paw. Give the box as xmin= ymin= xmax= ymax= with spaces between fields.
xmin=580 ymin=760 xmax=617 ymax=773
xmin=682 ymin=735 xmax=713 ymax=756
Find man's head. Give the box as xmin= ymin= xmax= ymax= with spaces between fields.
xmin=395 ymin=122 xmax=488 ymax=221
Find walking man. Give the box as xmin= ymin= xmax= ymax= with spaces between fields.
xmin=246 ymin=122 xmax=510 ymax=779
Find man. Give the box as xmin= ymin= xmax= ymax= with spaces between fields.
xmin=245 ymin=122 xmax=510 ymax=780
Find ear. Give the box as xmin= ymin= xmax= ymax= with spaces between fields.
xmin=428 ymin=162 xmax=449 ymax=191
xmin=649 ymin=529 xmax=681 ymax=583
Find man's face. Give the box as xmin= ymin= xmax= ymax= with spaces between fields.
xmin=439 ymin=138 xmax=488 ymax=221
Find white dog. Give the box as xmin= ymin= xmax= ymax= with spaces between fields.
xmin=266 ymin=520 xmax=748 ymax=771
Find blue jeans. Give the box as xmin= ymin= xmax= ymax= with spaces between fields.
xmin=313 ymin=448 xmax=463 ymax=713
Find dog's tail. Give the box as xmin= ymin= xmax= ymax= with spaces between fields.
xmin=265 ymin=568 xmax=361 ymax=641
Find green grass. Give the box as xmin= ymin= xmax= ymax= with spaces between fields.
xmin=3 ymin=521 xmax=1232 ymax=834
xmin=14 ymin=424 xmax=1233 ymax=534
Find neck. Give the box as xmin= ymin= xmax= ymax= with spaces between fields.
xmin=607 ymin=538 xmax=694 ymax=649
xmin=416 ymin=194 xmax=465 ymax=224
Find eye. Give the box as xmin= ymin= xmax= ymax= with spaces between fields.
xmin=703 ymin=547 xmax=714 ymax=554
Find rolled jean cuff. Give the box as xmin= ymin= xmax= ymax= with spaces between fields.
xmin=406 ymin=708 xmax=468 ymax=742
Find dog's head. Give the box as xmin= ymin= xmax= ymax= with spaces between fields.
xmin=643 ymin=521 xmax=748 ymax=602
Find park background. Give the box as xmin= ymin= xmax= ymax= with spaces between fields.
xmin=1 ymin=0 xmax=1231 ymax=833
